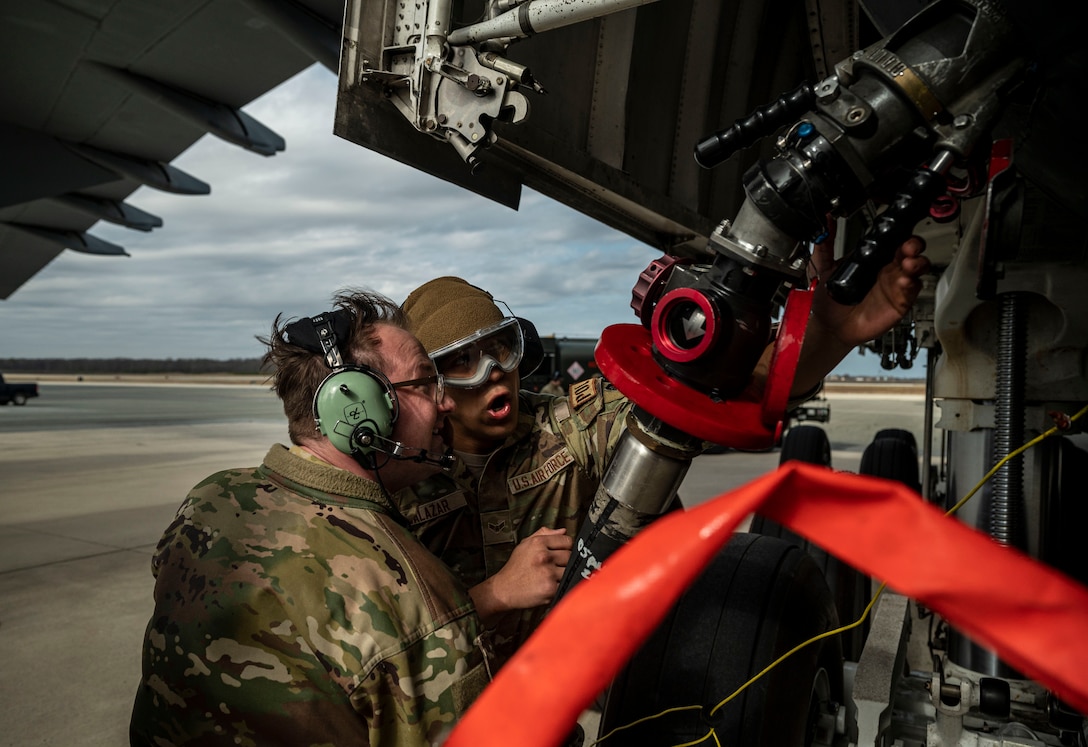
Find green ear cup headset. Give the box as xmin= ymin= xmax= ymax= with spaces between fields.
xmin=313 ymin=365 xmax=399 ymax=460
xmin=287 ymin=311 xmax=399 ymax=465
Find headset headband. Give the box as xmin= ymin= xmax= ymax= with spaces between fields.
xmin=284 ymin=309 xmax=355 ymax=362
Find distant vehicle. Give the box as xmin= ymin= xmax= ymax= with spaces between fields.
xmin=0 ymin=373 xmax=39 ymax=406
xmin=523 ymin=336 xmax=601 ymax=393
xmin=789 ymin=395 xmax=830 ymax=424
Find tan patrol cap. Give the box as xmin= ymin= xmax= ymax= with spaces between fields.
xmin=402 ymin=276 xmax=505 ymax=354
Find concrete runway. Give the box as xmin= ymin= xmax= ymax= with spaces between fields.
xmin=0 ymin=382 xmax=926 ymax=745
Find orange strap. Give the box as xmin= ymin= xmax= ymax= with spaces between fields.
xmin=445 ymin=462 xmax=1088 ymax=747
xmin=760 ymin=280 xmax=815 ymax=429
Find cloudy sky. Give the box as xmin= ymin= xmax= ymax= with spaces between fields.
xmin=1 ymin=63 xmax=907 ymax=377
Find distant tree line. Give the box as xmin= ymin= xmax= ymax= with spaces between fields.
xmin=0 ymin=358 xmax=926 ymax=382
xmin=0 ymin=358 xmax=266 ymax=375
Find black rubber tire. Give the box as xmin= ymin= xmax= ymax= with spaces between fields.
xmin=779 ymin=425 xmax=831 ymax=467
xmin=872 ymin=428 xmax=917 ymax=453
xmin=599 ymin=533 xmax=843 ymax=746
xmin=744 ymin=529 xmax=869 ymax=663
xmin=750 ymin=425 xmax=871 ymax=662
xmin=12 ymin=393 xmax=27 ymax=406
xmin=859 ymin=436 xmax=921 ymax=493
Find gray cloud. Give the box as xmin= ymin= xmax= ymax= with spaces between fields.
xmin=1 ymin=66 xmax=656 ymax=359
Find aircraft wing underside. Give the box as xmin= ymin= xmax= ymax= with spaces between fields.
xmin=0 ymin=0 xmax=345 ymax=300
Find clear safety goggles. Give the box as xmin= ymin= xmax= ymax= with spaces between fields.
xmin=430 ymin=317 xmax=524 ymax=388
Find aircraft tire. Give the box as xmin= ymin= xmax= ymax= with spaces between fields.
xmin=598 ymin=533 xmax=842 ymax=746
xmin=778 ymin=424 xmax=832 ymax=467
xmin=859 ymin=434 xmax=921 ymax=493
xmin=872 ymin=427 xmax=917 ymax=454
xmin=748 ymin=425 xmax=871 ymax=662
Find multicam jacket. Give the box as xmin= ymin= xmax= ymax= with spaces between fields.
xmin=129 ymin=444 xmax=489 ymax=747
xmin=397 ymin=377 xmax=632 ymax=667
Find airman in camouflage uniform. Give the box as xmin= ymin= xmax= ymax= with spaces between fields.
xmin=397 ymin=277 xmax=634 ymax=668
xmin=400 ymin=378 xmax=630 ymax=666
xmin=130 ymin=291 xmax=490 ymax=746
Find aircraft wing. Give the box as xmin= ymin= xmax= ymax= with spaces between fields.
xmin=0 ymin=0 xmax=346 ymax=300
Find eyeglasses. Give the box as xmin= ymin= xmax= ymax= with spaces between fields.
xmin=430 ymin=317 xmax=524 ymax=388
xmin=390 ymin=373 xmax=446 ymax=406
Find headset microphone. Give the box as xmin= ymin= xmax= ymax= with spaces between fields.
xmin=354 ymin=431 xmax=456 ymax=471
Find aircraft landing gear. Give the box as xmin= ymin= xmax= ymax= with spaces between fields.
xmin=599 ymin=533 xmax=843 ymax=746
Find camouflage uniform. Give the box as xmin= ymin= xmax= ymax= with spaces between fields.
xmin=397 ymin=377 xmax=631 ymax=667
xmin=539 ymin=380 xmax=565 ymax=396
xmin=129 ymin=444 xmax=490 ymax=747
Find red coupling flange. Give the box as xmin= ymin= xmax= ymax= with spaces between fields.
xmin=630 ymin=255 xmax=693 ymax=328
xmin=596 ymin=284 xmax=815 ymax=451
xmin=596 ymin=324 xmax=778 ymax=450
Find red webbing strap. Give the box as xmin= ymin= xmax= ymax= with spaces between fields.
xmin=761 ymin=281 xmax=815 ymax=428
xmin=444 ymin=462 xmax=1088 ymax=747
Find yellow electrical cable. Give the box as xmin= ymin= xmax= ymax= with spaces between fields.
xmin=590 ymin=404 xmax=1087 ymax=747
xmin=708 ymin=578 xmax=888 ymax=718
xmin=674 ymin=729 xmax=722 ymax=747
xmin=591 ymin=705 xmax=701 ymax=745
xmin=945 ymin=403 xmax=1088 ymax=517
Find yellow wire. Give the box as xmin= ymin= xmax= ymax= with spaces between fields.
xmin=591 ymin=404 xmax=1088 ymax=745
xmin=589 ymin=706 xmax=702 ymax=746
xmin=673 ymin=729 xmax=721 ymax=747
xmin=945 ymin=403 xmax=1088 ymax=517
xmin=708 ymin=577 xmax=891 ymax=718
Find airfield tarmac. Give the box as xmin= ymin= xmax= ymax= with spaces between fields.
xmin=0 ymin=380 xmax=927 ymax=745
